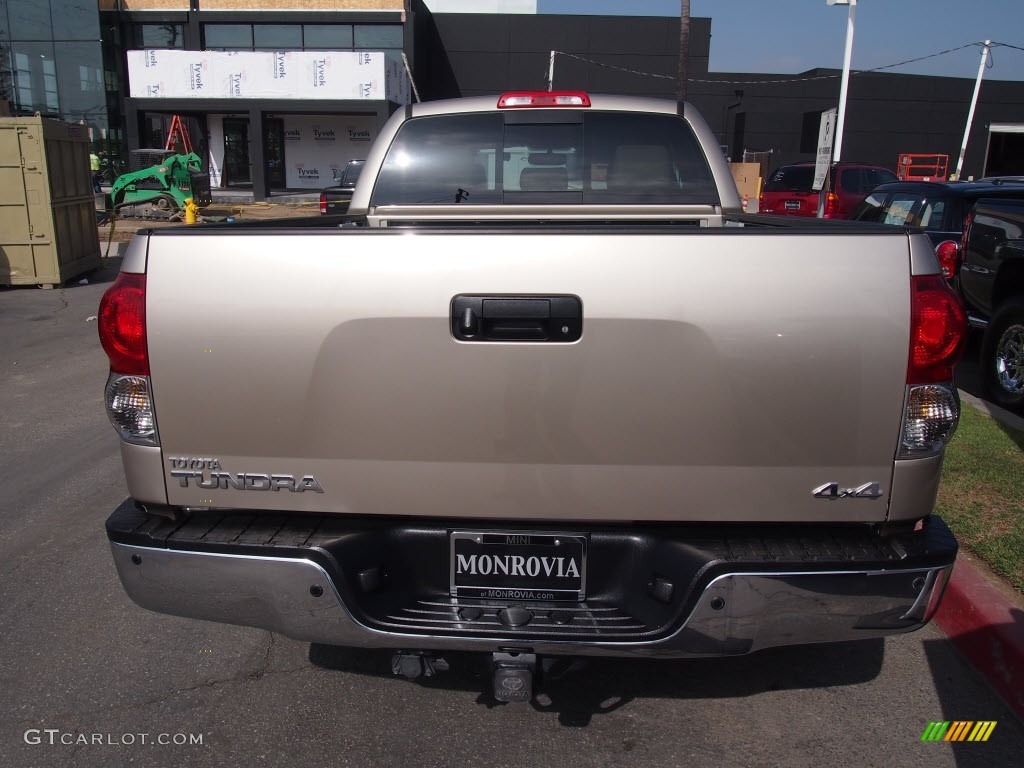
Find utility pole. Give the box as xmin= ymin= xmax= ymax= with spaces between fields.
xmin=677 ymin=0 xmax=690 ymax=108
xmin=828 ymin=0 xmax=857 ymax=163
xmin=954 ymin=40 xmax=991 ymax=181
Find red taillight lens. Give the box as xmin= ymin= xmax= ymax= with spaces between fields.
xmin=908 ymin=274 xmax=967 ymax=384
xmin=934 ymin=240 xmax=960 ymax=279
xmin=823 ymin=192 xmax=839 ymax=218
xmin=497 ymin=91 xmax=591 ymax=108
xmin=98 ymin=272 xmax=149 ymax=375
xmin=320 ymin=192 xmax=327 ymax=214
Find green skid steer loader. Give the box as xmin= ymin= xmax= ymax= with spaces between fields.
xmin=109 ymin=150 xmax=212 ymax=218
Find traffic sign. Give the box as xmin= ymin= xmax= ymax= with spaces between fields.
xmin=813 ymin=108 xmax=837 ymax=191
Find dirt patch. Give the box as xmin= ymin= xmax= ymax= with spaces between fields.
xmin=211 ymin=202 xmax=320 ymax=221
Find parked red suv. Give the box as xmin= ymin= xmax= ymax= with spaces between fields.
xmin=759 ymin=162 xmax=897 ymax=218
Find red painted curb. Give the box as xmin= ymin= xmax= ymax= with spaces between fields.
xmin=934 ymin=557 xmax=1024 ymax=721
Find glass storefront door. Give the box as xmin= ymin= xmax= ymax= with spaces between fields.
xmin=223 ymin=118 xmax=251 ymax=187
xmin=263 ymin=117 xmax=286 ymax=191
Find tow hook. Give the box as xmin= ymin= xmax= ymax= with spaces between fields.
xmin=492 ymin=651 xmax=537 ymax=702
xmin=391 ymin=652 xmax=449 ymax=680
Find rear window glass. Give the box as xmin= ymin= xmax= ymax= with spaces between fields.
xmin=854 ymin=193 xmax=946 ymax=228
xmin=342 ymin=162 xmax=363 ymax=186
xmin=766 ymin=165 xmax=896 ymax=194
xmin=370 ymin=111 xmax=719 ymax=206
xmin=882 ymin=196 xmax=920 ymax=225
xmin=840 ymin=167 xmax=898 ymax=194
xmin=852 ymin=192 xmax=887 ymax=222
xmin=919 ymin=199 xmax=945 ymax=228
xmin=764 ymin=166 xmax=815 ymax=193
xmin=865 ymin=167 xmax=897 ymax=188
xmin=840 ymin=168 xmax=868 ymax=194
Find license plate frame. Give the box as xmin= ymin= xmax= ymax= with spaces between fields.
xmin=449 ymin=531 xmax=587 ymax=601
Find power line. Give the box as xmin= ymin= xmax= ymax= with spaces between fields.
xmin=552 ymin=52 xmax=676 ymax=82
xmin=856 ymin=42 xmax=983 ymax=75
xmin=552 ymin=40 xmax=1021 ymax=88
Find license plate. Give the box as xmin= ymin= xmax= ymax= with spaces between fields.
xmin=450 ymin=531 xmax=587 ymax=601
xmin=784 ymin=200 xmax=801 ymax=210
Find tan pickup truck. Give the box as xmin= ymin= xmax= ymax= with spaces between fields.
xmin=99 ymin=92 xmax=967 ymax=702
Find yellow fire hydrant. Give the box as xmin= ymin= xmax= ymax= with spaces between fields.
xmin=183 ymin=197 xmax=199 ymax=225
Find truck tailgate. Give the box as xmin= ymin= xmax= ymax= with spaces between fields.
xmin=144 ymin=229 xmax=911 ymax=523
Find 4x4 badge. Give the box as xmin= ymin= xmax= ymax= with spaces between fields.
xmin=812 ymin=482 xmax=883 ymax=500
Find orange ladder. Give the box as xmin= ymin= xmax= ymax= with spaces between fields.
xmin=165 ymin=115 xmax=193 ymax=154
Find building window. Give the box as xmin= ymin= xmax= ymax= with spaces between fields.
xmin=50 ymin=1 xmax=102 ymax=42
xmin=200 ymin=22 xmax=403 ymax=53
xmin=57 ymin=42 xmax=104 ymax=119
xmin=136 ymin=24 xmax=185 ymax=50
xmin=302 ymin=24 xmax=354 ymax=50
xmin=353 ymin=25 xmax=403 ymax=50
xmin=254 ymin=25 xmax=302 ymax=51
xmin=800 ymin=111 xmax=822 ymax=154
xmin=14 ymin=53 xmax=34 ymax=112
xmin=12 ymin=42 xmax=60 ymax=114
xmin=7 ymin=0 xmax=52 ymax=40
xmin=42 ymin=57 xmax=59 ymax=112
xmin=203 ymin=25 xmax=254 ymax=51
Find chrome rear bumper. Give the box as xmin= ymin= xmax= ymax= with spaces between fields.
xmin=107 ymin=502 xmax=956 ymax=658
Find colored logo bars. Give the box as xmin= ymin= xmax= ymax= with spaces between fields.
xmin=921 ymin=721 xmax=997 ymax=742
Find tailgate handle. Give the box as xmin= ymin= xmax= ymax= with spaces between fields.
xmin=451 ymin=295 xmax=582 ymax=342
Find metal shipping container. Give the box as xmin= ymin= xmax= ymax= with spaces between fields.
xmin=0 ymin=115 xmax=101 ymax=287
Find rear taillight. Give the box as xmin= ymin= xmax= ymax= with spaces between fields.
xmin=497 ymin=91 xmax=591 ymax=108
xmin=104 ymin=374 xmax=158 ymax=445
xmin=823 ymin=192 xmax=840 ymax=218
xmin=99 ymin=272 xmax=158 ymax=445
xmin=934 ymin=240 xmax=960 ymax=279
xmin=908 ymin=274 xmax=967 ymax=384
xmin=320 ymin=192 xmax=327 ymax=214
xmin=898 ymin=275 xmax=968 ymax=458
xmin=99 ymin=272 xmax=148 ymax=375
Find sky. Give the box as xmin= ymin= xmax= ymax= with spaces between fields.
xmin=537 ymin=0 xmax=1024 ymax=80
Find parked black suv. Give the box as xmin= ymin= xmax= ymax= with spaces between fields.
xmin=851 ymin=179 xmax=1024 ymax=278
xmin=961 ymin=198 xmax=1024 ymax=412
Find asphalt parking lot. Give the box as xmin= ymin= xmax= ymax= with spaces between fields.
xmin=1 ymin=259 xmax=1022 ymax=768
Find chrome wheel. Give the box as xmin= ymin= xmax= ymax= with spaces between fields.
xmin=995 ymin=322 xmax=1024 ymax=395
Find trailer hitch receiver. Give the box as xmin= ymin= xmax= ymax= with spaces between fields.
xmin=492 ymin=651 xmax=536 ymax=702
